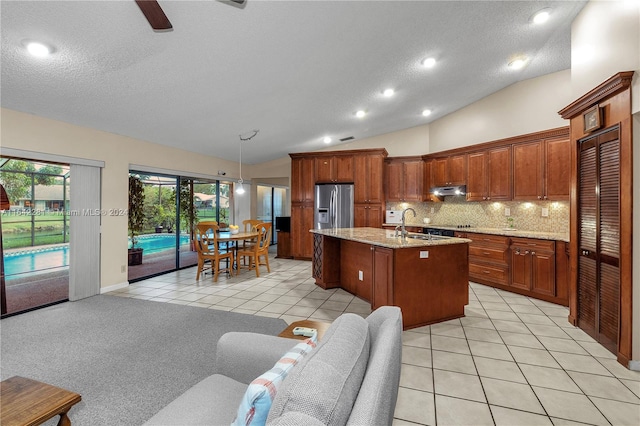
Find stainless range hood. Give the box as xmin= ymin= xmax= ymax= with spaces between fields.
xmin=430 ymin=185 xmax=466 ymax=196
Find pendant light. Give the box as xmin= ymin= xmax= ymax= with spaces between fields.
xmin=236 ymin=130 xmax=259 ymax=195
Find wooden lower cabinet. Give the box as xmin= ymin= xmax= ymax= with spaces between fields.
xmin=373 ymin=247 xmax=394 ymax=309
xmin=510 ymin=238 xmax=556 ymax=297
xmin=354 ymin=203 xmax=383 ymax=228
xmin=457 ymin=231 xmax=569 ymax=306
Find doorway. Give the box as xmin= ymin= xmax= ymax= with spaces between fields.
xmin=256 ymin=185 xmax=286 ymax=244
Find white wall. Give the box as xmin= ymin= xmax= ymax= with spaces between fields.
xmin=428 ymin=70 xmax=572 ymax=153
xmin=320 ymin=124 xmax=430 ymax=157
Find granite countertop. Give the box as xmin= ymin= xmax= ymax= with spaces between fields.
xmin=382 ymin=223 xmax=569 ymax=242
xmin=310 ymin=227 xmax=471 ymax=249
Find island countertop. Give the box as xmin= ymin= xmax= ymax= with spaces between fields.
xmin=310 ymin=227 xmax=470 ymax=249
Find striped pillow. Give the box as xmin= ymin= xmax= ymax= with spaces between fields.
xmin=231 ymin=333 xmax=318 ymax=426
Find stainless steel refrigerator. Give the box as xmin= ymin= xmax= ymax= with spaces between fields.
xmin=315 ymin=184 xmax=354 ymax=229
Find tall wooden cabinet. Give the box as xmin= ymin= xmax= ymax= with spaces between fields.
xmin=559 ymin=71 xmax=633 ymax=366
xmin=354 ymin=152 xmax=385 ymax=227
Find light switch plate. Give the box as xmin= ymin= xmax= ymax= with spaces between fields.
xmin=541 ymin=207 xmax=549 ymax=217
xmin=420 ymin=251 xmax=429 ymax=258
xmin=358 ymin=270 xmax=363 ymax=281
xmin=505 ymin=207 xmax=511 ymax=216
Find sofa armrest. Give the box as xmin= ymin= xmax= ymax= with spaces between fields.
xmin=215 ymin=332 xmax=300 ymax=384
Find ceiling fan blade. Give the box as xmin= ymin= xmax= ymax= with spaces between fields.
xmin=135 ymin=0 xmax=173 ymax=31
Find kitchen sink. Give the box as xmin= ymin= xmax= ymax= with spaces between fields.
xmin=407 ymin=234 xmax=451 ymax=241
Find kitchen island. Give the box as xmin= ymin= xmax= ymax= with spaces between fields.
xmin=311 ymin=227 xmax=471 ymax=329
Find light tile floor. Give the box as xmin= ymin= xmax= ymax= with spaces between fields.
xmin=109 ymin=255 xmax=640 ymax=426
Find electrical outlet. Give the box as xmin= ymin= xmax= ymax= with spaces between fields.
xmin=420 ymin=251 xmax=429 ymax=258
xmin=505 ymin=207 xmax=511 ymax=216
xmin=121 ymin=265 xmax=126 ymax=273
xmin=358 ymin=270 xmax=363 ymax=281
xmin=430 ymin=207 xmax=435 ymax=214
xmin=541 ymin=207 xmax=549 ymax=217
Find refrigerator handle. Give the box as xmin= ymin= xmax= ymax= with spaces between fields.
xmin=329 ymin=189 xmax=334 ymax=228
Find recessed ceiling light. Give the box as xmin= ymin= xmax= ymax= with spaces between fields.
xmin=532 ymin=9 xmax=551 ymax=25
xmin=422 ymin=109 xmax=432 ymax=117
xmin=508 ymin=58 xmax=527 ymax=70
xmin=323 ymin=137 xmax=332 ymax=144
xmin=25 ymin=41 xmax=51 ymax=57
xmin=383 ymin=88 xmax=395 ymax=97
xmin=421 ymin=57 xmax=436 ymax=68
xmin=356 ymin=110 xmax=366 ymax=118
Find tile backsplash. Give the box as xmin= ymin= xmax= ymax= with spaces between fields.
xmin=386 ymin=196 xmax=569 ymax=234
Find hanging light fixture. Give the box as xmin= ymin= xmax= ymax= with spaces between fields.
xmin=236 ymin=130 xmax=259 ymax=195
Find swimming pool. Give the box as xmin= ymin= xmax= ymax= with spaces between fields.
xmin=4 ymin=234 xmax=191 ymax=278
xmin=129 ymin=234 xmax=190 ymax=254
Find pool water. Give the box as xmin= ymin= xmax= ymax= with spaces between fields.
xmin=4 ymin=234 xmax=190 ymax=278
xmin=128 ymin=234 xmax=190 ymax=254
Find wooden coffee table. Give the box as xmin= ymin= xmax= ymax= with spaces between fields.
xmin=278 ymin=319 xmax=331 ymax=341
xmin=1 ymin=376 xmax=82 ymax=426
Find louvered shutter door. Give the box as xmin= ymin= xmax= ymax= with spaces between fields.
xmin=578 ymin=142 xmax=597 ymax=337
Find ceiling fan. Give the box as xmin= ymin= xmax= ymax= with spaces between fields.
xmin=135 ymin=0 xmax=246 ymax=31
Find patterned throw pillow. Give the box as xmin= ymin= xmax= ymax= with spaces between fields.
xmin=231 ymin=333 xmax=318 ymax=426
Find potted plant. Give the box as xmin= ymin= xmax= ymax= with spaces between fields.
xmin=128 ymin=175 xmax=145 ymax=266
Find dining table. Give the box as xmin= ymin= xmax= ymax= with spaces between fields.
xmin=214 ymin=230 xmax=259 ymax=275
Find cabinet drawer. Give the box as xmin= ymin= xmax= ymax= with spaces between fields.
xmin=469 ymin=246 xmax=509 ymax=265
xmin=469 ymin=263 xmax=509 ymax=286
xmin=511 ymin=238 xmax=555 ymax=252
xmin=467 ymin=233 xmax=510 ymax=246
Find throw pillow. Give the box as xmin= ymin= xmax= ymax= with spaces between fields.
xmin=231 ymin=334 xmax=317 ymax=426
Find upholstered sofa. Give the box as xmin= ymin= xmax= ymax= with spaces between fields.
xmin=144 ymin=306 xmax=403 ymax=425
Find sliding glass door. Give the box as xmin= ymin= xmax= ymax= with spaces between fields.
xmin=256 ymin=185 xmax=285 ymax=244
xmin=128 ymin=171 xmax=233 ymax=282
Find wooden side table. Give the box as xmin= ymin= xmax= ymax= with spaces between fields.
xmin=1 ymin=376 xmax=82 ymax=426
xmin=278 ymin=319 xmax=331 ymax=341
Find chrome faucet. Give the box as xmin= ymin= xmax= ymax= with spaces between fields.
xmin=400 ymin=208 xmax=416 ymax=238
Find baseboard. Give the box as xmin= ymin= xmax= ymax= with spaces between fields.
xmin=629 ymin=360 xmax=640 ymax=371
xmin=100 ymin=281 xmax=129 ymax=294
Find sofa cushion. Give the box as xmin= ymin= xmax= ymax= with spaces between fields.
xmin=267 ymin=313 xmax=370 ymax=425
xmin=232 ymin=336 xmax=318 ymax=426
xmin=143 ymin=374 xmax=246 ymax=426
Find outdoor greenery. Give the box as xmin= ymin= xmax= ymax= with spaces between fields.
xmin=0 ymin=160 xmax=63 ymax=203
xmin=128 ymin=175 xmax=146 ymax=249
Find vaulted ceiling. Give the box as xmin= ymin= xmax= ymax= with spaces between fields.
xmin=1 ymin=1 xmax=586 ymax=164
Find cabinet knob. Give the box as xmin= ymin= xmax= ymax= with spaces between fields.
xmin=538 ymin=196 xmax=542 ymax=199
xmin=515 ymin=249 xmax=520 ymax=255
xmin=525 ymin=250 xmax=530 ymax=255
xmin=543 ymin=196 xmax=548 ymax=200
xmin=531 ymin=251 xmax=536 ymax=256
xmin=582 ymin=250 xmax=590 ymax=256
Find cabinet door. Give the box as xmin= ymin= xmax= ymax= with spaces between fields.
xmin=487 ymin=146 xmax=512 ymax=200
xmin=368 ymin=155 xmax=385 ymax=203
xmin=466 ymin=151 xmax=487 ymax=201
xmin=335 ymin=156 xmax=355 ymax=182
xmin=432 ymin=158 xmax=448 ymax=187
xmin=291 ymin=204 xmax=314 ymax=259
xmin=513 ymin=141 xmax=544 ymax=200
xmin=545 ymin=138 xmax=570 ymax=200
xmin=367 ymin=204 xmax=383 ymax=228
xmin=314 ymin=156 xmax=333 ymax=183
xmin=532 ymin=250 xmax=556 ymax=296
xmin=373 ymin=247 xmax=394 ymax=309
xmin=385 ymin=162 xmax=404 ymax=201
xmin=354 ymin=155 xmax=369 ymax=203
xmin=403 ymin=160 xmax=424 ymax=201
xmin=510 ymin=246 xmax=531 ymax=290
xmin=291 ymin=157 xmax=315 ymax=203
xmin=448 ymin=154 xmax=467 ymax=185
xmin=354 ymin=204 xmax=368 ymax=227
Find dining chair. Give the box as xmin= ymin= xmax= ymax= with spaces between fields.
xmin=236 ymin=222 xmax=272 ymax=277
xmin=194 ymin=223 xmax=234 ymax=282
xmin=240 ymin=219 xmax=263 ymax=265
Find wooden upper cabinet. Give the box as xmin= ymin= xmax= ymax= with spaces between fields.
xmin=355 ymin=154 xmax=384 ymax=204
xmin=314 ymin=155 xmax=355 ymax=183
xmin=513 ymin=138 xmax=569 ymax=201
xmin=384 ymin=157 xmax=426 ymax=202
xmin=544 ymin=138 xmax=571 ymax=200
xmin=290 ymin=156 xmax=315 ymax=203
xmin=467 ymin=146 xmax=512 ymax=201
xmin=432 ymin=154 xmax=467 ymax=186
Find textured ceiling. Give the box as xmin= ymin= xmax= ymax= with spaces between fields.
xmin=1 ymin=0 xmax=586 ymax=164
